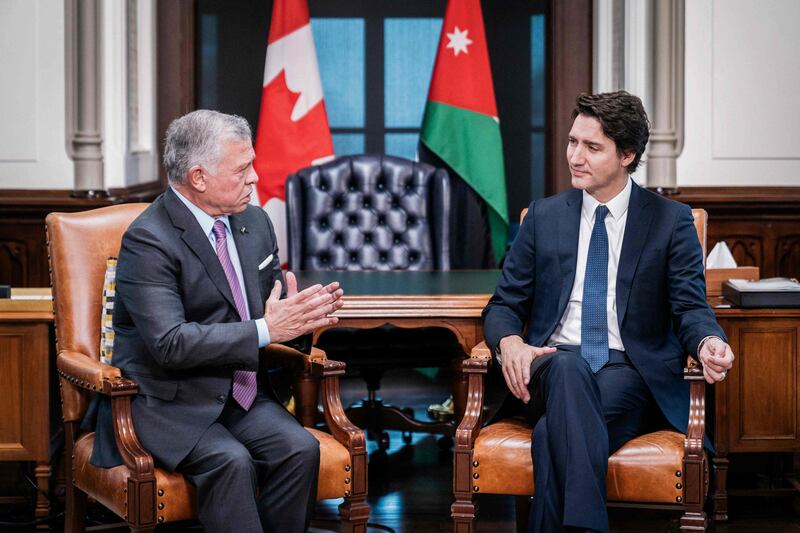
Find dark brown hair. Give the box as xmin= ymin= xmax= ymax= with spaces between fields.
xmin=572 ymin=91 xmax=650 ymax=174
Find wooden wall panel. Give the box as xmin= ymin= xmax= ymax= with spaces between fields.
xmin=665 ymin=187 xmax=800 ymax=278
xmin=738 ymin=325 xmax=795 ymax=440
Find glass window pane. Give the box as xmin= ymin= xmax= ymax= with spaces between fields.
xmin=198 ymin=14 xmax=218 ymax=110
xmin=530 ymin=132 xmax=546 ymax=200
xmin=384 ymin=18 xmax=442 ymax=128
xmin=332 ymin=133 xmax=365 ymax=156
xmin=530 ymin=15 xmax=546 ymax=128
xmin=385 ymin=133 xmax=419 ymax=160
xmin=311 ymin=18 xmax=365 ymax=128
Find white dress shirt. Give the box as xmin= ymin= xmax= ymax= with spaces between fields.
xmin=547 ymin=178 xmax=633 ymax=351
xmin=171 ymin=187 xmax=270 ymax=347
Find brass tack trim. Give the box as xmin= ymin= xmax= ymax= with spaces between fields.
xmin=676 ymin=496 xmax=682 ymax=503
xmin=345 ymin=465 xmax=351 ymax=472
xmin=344 ymin=490 xmax=351 ymax=497
xmin=473 ymin=473 xmax=479 ymax=479
xmin=345 ymin=477 xmax=351 ymax=484
xmin=676 ymin=482 xmax=682 ymax=489
xmin=158 ymin=489 xmax=164 ymax=496
xmin=473 ymin=461 xmax=479 ymax=467
xmin=675 ymin=471 xmax=682 ymax=477
xmin=473 ymin=486 xmax=479 ymax=492
xmin=158 ymin=503 xmax=164 ymax=510
xmin=158 ymin=516 xmax=164 ymax=523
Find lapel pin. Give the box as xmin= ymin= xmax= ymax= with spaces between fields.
xmin=240 ymin=226 xmax=247 ymax=234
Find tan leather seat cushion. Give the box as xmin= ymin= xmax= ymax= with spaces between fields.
xmin=308 ymin=428 xmax=352 ymax=500
xmin=472 ymin=418 xmax=703 ymax=504
xmin=73 ymin=433 xmax=197 ymax=524
xmin=74 ymin=428 xmax=352 ymax=522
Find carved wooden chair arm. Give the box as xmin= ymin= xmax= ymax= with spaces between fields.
xmin=263 ymin=343 xmax=328 ymax=372
xmin=455 ymin=341 xmax=493 ymax=449
xmin=57 ymin=350 xmax=126 ymax=393
xmin=56 ymin=350 xmax=154 ymax=477
xmin=265 ymin=344 xmax=366 ymax=452
xmin=683 ymin=354 xmax=707 ymax=455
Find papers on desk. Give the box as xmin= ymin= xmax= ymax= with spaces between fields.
xmin=11 ymin=294 xmax=53 ymax=300
xmin=726 ymin=278 xmax=800 ymax=291
xmin=723 ymin=277 xmax=800 ymax=308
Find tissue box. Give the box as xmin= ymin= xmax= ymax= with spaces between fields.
xmin=706 ymin=267 xmax=760 ymax=297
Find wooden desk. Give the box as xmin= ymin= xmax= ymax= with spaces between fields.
xmin=0 ymin=289 xmax=54 ymax=525
xmin=708 ymin=301 xmax=800 ymax=521
xmin=295 ymin=271 xmax=498 ymax=431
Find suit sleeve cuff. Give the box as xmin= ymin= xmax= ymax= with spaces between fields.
xmin=697 ymin=335 xmax=722 ymax=356
xmin=255 ymin=318 xmax=271 ymax=348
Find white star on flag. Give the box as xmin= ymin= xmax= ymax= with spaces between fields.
xmin=446 ymin=26 xmax=473 ymax=56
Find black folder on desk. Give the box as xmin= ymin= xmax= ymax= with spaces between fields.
xmin=722 ymin=278 xmax=800 ymax=308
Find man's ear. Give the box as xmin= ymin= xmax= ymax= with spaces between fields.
xmin=187 ymin=165 xmax=206 ymax=192
xmin=621 ymin=150 xmax=636 ymax=170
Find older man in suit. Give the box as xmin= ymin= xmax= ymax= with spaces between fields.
xmin=483 ymin=91 xmax=735 ymax=533
xmin=107 ymin=110 xmax=343 ymax=533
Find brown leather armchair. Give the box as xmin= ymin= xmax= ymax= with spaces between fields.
xmin=47 ymin=204 xmax=369 ymax=532
xmin=452 ymin=209 xmax=711 ymax=532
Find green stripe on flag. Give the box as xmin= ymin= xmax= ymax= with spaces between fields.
xmin=420 ymin=101 xmax=509 ymax=262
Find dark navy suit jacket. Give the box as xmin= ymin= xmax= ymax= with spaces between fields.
xmin=483 ymin=183 xmax=725 ymax=437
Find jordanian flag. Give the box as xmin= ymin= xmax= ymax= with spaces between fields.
xmin=420 ymin=0 xmax=509 ymax=262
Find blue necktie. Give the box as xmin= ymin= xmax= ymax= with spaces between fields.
xmin=581 ymin=205 xmax=610 ymax=373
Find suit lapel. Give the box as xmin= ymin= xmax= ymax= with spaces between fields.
xmin=556 ymin=190 xmax=582 ymax=320
xmin=165 ymin=189 xmax=238 ymax=312
xmin=230 ymin=214 xmax=264 ymax=320
xmin=616 ymin=183 xmax=654 ymax=328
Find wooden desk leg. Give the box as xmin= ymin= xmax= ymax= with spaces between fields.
xmin=296 ymin=371 xmax=321 ymax=428
xmin=34 ymin=462 xmax=51 ymax=530
xmin=713 ymin=455 xmax=729 ymax=522
xmin=452 ymin=357 xmax=468 ymax=425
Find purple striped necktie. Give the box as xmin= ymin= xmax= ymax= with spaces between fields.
xmin=212 ymin=220 xmax=258 ymax=410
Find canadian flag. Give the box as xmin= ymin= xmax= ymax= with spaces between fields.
xmin=254 ymin=0 xmax=334 ymax=262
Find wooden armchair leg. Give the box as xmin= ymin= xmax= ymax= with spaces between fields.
xmin=64 ymin=482 xmax=87 ymax=533
xmin=451 ymin=496 xmax=477 ymax=533
xmin=338 ymin=497 xmax=370 ymax=533
xmin=514 ymin=496 xmax=531 ymax=533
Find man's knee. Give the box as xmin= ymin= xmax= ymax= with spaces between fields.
xmin=221 ymin=446 xmax=257 ymax=477
xmin=291 ymin=430 xmax=320 ymax=469
xmin=548 ymin=351 xmax=591 ymax=377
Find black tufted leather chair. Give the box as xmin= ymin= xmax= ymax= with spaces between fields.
xmin=286 ymin=155 xmax=450 ymax=271
xmin=286 ymin=155 xmax=461 ymax=451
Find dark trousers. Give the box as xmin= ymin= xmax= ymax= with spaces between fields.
xmin=523 ymin=346 xmax=653 ymax=533
xmin=178 ymin=391 xmax=320 ymax=533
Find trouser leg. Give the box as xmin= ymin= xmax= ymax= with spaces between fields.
xmin=529 ymin=416 xmax=565 ymax=533
xmin=594 ymin=350 xmax=654 ymax=453
xmin=524 ymin=349 xmax=609 ymax=533
xmin=178 ymin=422 xmax=262 ymax=533
xmin=225 ymin=392 xmax=320 ymax=533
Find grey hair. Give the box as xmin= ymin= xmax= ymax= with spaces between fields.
xmin=163 ymin=110 xmax=252 ymax=185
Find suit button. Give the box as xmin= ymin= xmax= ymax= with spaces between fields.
xmin=217 ymin=395 xmax=226 ymax=404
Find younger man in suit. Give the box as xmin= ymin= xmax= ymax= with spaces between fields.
xmin=110 ymin=110 xmax=343 ymax=532
xmin=483 ymin=91 xmax=734 ymax=532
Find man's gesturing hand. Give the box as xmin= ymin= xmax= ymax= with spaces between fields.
xmin=697 ymin=336 xmax=735 ymax=384
xmin=498 ymin=336 xmax=557 ymax=403
xmin=264 ymin=271 xmax=344 ymax=344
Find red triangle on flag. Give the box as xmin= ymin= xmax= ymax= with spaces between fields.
xmin=427 ymin=0 xmax=498 ymax=119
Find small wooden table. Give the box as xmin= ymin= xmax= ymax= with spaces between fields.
xmin=294 ymin=271 xmax=499 ymax=432
xmin=0 ymin=288 xmax=54 ymax=527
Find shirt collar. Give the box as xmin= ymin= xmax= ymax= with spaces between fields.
xmin=581 ymin=177 xmax=633 ymax=222
xmin=170 ymin=186 xmax=231 ymax=239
